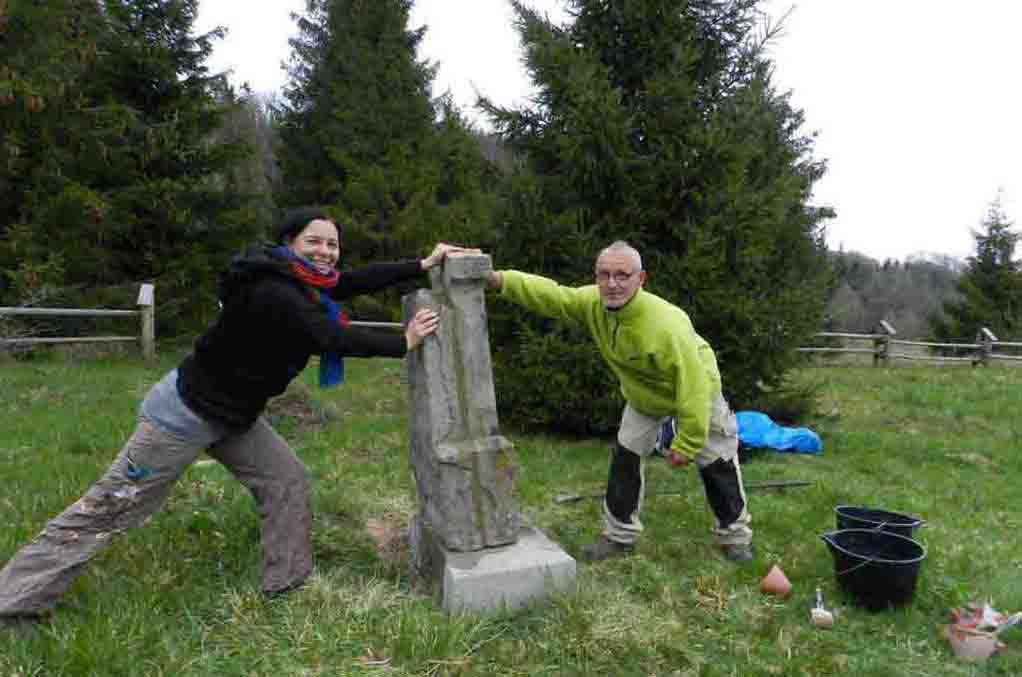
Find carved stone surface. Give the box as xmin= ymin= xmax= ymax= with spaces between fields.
xmin=404 ymin=253 xmax=575 ymax=613
xmin=404 ymin=253 xmax=519 ymax=553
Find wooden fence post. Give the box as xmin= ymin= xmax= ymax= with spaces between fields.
xmin=975 ymin=327 xmax=997 ymax=367
xmin=138 ymin=283 xmax=155 ymax=361
xmin=873 ymin=320 xmax=896 ymax=367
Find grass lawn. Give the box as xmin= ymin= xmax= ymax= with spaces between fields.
xmin=1 ymin=348 xmax=1021 ymax=676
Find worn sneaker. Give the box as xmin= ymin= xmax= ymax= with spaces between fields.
xmin=580 ymin=536 xmax=635 ymax=562
xmin=720 ymin=543 xmax=755 ymax=563
xmin=0 ymin=614 xmax=44 ymax=634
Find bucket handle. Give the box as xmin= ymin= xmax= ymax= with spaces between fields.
xmin=820 ymin=533 xmax=920 ymax=577
xmin=864 ymin=519 xmax=927 ymax=533
xmin=821 ymin=534 xmax=877 ymax=576
xmin=839 ymin=507 xmax=927 ymax=531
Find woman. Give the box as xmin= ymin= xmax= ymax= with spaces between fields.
xmin=0 ymin=207 xmax=470 ymax=621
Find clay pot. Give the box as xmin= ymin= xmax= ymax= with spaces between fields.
xmin=946 ymin=625 xmax=1001 ymax=663
xmin=759 ymin=564 xmax=792 ymax=598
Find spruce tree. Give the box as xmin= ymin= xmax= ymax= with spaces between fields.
xmin=932 ymin=197 xmax=1022 ymax=341
xmin=275 ymin=0 xmax=500 ymax=319
xmin=481 ymin=0 xmax=833 ymax=432
xmin=0 ymin=0 xmax=260 ymax=333
xmin=277 ymin=0 xmax=435 ymax=257
xmin=0 ymin=0 xmax=105 ymax=298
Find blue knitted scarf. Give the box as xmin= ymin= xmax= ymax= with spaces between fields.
xmin=273 ymin=246 xmax=346 ymax=388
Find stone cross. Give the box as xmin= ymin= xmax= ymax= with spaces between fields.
xmin=404 ymin=253 xmax=518 ymax=552
xmin=403 ymin=253 xmax=575 ymax=613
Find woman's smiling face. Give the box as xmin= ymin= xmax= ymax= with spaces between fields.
xmin=287 ymin=218 xmax=340 ymax=271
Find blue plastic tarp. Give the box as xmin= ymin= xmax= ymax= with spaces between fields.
xmin=736 ymin=411 xmax=822 ymax=454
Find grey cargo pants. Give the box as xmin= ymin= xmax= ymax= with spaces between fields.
xmin=0 ymin=418 xmax=312 ymax=617
xmin=604 ymin=394 xmax=753 ymax=547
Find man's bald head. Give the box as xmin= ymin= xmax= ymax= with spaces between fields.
xmin=597 ymin=241 xmax=642 ymax=271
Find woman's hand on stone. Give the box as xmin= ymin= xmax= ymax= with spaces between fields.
xmin=421 ymin=243 xmax=482 ymax=270
xmin=405 ymin=308 xmax=440 ymax=351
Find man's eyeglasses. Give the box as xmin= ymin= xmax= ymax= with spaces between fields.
xmin=596 ymin=270 xmax=639 ymax=284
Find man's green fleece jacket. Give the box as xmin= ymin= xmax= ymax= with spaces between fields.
xmin=498 ymin=270 xmax=723 ymax=459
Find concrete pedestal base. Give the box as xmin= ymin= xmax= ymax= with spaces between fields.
xmin=411 ymin=519 xmax=576 ymax=614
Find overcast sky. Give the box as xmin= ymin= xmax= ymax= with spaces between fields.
xmin=195 ymin=1 xmax=1021 ymax=263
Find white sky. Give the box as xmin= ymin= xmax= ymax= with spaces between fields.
xmin=195 ymin=0 xmax=1021 ymax=263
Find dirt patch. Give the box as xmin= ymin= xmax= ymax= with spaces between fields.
xmin=266 ymin=383 xmax=334 ymax=432
xmin=345 ymin=433 xmax=403 ymax=464
xmin=365 ymin=512 xmax=411 ymax=570
xmin=346 ymin=447 xmax=378 ymax=464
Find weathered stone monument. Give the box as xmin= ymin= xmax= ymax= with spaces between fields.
xmin=403 ymin=253 xmax=576 ymax=613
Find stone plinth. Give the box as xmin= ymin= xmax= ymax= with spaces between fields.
xmin=411 ymin=519 xmax=577 ymax=614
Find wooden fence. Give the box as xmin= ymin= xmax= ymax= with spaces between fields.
xmin=0 ymin=284 xmax=156 ymax=360
xmin=8 ymin=293 xmax=1020 ymax=369
xmin=348 ymin=321 xmax=402 ymax=330
xmin=0 ymin=287 xmax=406 ymax=363
xmin=799 ymin=321 xmax=1022 ymax=366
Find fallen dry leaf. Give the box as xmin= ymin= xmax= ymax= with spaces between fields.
xmin=358 ymin=647 xmax=391 ymax=667
xmin=948 ymin=452 xmax=995 ymax=467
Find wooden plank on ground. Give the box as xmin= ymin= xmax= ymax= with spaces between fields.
xmin=0 ymin=336 xmax=137 ymax=346
xmin=0 ymin=307 xmax=138 ymax=318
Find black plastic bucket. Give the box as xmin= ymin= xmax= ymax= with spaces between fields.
xmin=834 ymin=505 xmax=923 ymax=538
xmin=821 ymin=529 xmax=926 ymax=611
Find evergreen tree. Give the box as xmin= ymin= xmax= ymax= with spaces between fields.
xmin=275 ymin=0 xmax=500 ymax=319
xmin=0 ymin=0 xmax=105 ymax=298
xmin=277 ymin=0 xmax=435 ymax=221
xmin=932 ymin=197 xmax=1022 ymax=341
xmin=481 ymin=0 xmax=833 ymax=432
xmin=0 ymin=0 xmax=261 ymax=333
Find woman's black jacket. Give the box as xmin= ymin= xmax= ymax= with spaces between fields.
xmin=177 ymin=245 xmax=424 ymax=430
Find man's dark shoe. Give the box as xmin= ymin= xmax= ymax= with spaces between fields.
xmin=580 ymin=536 xmax=634 ymax=562
xmin=264 ymin=579 xmax=308 ymax=600
xmin=720 ymin=543 xmax=755 ymax=563
xmin=0 ymin=614 xmax=44 ymax=633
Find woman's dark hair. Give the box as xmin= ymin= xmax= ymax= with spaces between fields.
xmin=276 ymin=207 xmax=339 ymax=244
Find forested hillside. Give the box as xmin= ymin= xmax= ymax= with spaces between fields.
xmin=826 ymin=251 xmax=962 ymax=338
xmin=826 ymin=195 xmax=1021 ymax=342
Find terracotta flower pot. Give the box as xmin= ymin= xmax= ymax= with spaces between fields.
xmin=759 ymin=564 xmax=792 ymax=598
xmin=946 ymin=625 xmax=1002 ymax=663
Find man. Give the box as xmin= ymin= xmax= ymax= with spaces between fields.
xmin=487 ymin=241 xmax=753 ymax=562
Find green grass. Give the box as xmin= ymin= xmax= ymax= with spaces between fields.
xmin=2 ymin=349 xmax=1021 ymax=676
